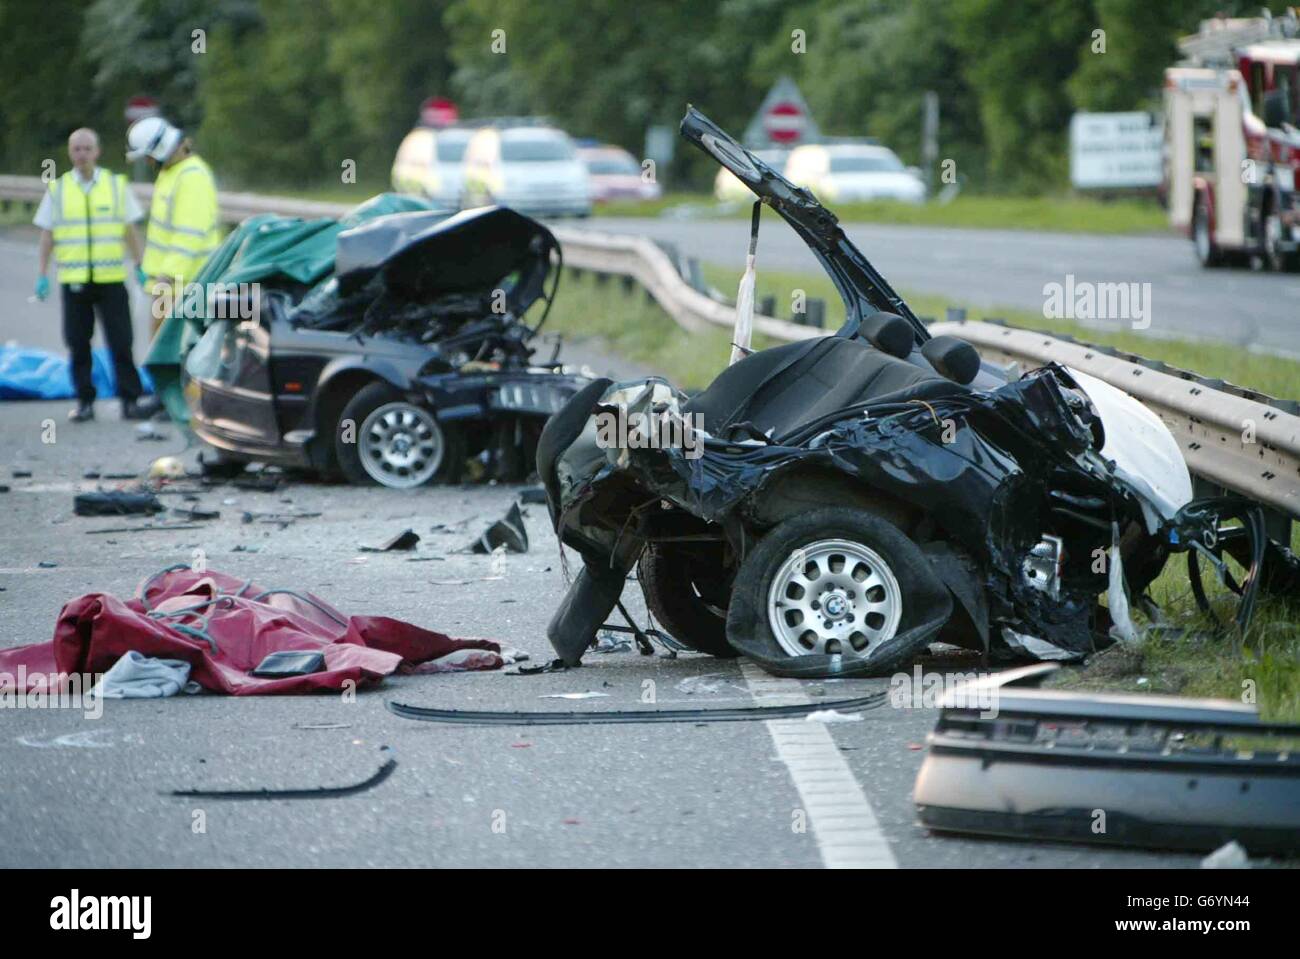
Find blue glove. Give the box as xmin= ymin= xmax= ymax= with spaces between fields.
xmin=34 ymin=275 xmax=50 ymax=301
xmin=135 ymin=266 xmax=148 ymax=288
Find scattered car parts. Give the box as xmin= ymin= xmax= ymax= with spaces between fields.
xmin=913 ymin=664 xmax=1300 ymax=855
xmin=386 ymin=689 xmax=888 ymax=726
xmin=173 ymin=746 xmax=396 ymax=800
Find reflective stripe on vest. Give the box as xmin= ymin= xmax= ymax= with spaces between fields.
xmin=49 ymin=170 xmax=128 ymax=284
xmin=142 ymin=155 xmax=220 ymax=285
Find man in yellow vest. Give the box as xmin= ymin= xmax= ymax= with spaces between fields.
xmin=33 ymin=127 xmax=155 ymax=422
xmin=124 ymin=115 xmax=220 ymax=335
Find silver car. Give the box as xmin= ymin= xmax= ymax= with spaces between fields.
xmin=462 ymin=125 xmax=592 ymax=217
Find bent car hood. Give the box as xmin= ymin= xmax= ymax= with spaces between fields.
xmin=334 ymin=205 xmax=559 ymax=313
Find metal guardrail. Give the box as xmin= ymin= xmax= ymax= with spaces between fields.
xmin=928 ymin=320 xmax=1300 ymax=522
xmin=2 ymin=174 xmax=1296 ymax=520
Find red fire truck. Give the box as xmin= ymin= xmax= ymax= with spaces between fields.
xmin=1164 ymin=11 xmax=1300 ymax=270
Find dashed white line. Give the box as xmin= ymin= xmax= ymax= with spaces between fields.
xmin=742 ymin=663 xmax=897 ymax=868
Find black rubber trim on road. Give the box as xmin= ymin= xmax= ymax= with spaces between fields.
xmin=170 ymin=749 xmax=397 ymax=800
xmin=385 ymin=692 xmax=888 ymax=726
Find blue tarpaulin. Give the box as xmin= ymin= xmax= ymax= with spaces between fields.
xmin=0 ymin=344 xmax=154 ymax=401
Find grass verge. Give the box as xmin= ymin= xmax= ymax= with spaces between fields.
xmin=700 ymin=264 xmax=1300 ymax=400
xmin=594 ymin=192 xmax=1168 ymax=234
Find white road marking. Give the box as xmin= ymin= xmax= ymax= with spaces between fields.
xmin=742 ymin=663 xmax=897 ymax=868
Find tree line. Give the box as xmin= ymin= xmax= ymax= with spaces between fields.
xmin=0 ymin=0 xmax=1281 ymax=194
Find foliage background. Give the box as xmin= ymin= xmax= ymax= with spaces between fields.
xmin=0 ymin=0 xmax=1287 ymax=191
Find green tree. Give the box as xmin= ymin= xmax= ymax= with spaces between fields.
xmin=949 ymin=0 xmax=1094 ymax=192
xmin=0 ymin=0 xmax=97 ymax=173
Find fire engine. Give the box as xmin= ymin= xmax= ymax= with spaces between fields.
xmin=1164 ymin=11 xmax=1300 ymax=270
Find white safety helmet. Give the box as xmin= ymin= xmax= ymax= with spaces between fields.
xmin=126 ymin=115 xmax=183 ymax=163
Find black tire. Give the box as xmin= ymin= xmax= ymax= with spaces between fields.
xmin=725 ymin=507 xmax=948 ymax=677
xmin=1262 ymin=206 xmax=1298 ymax=273
xmin=1193 ymin=199 xmax=1222 ymax=268
xmin=637 ymin=544 xmax=738 ymax=658
xmin=334 ymin=381 xmax=463 ymax=488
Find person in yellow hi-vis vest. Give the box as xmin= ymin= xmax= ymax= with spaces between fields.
xmin=32 ymin=127 xmax=156 ymax=422
xmin=124 ymin=115 xmax=220 ymax=335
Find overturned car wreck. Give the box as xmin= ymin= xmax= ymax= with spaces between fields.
xmin=185 ymin=204 xmax=592 ymax=488
xmin=538 ymin=108 xmax=1296 ymax=678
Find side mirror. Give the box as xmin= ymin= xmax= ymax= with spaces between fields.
xmin=1263 ymin=89 xmax=1289 ymax=129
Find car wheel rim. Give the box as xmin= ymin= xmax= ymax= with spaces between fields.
xmin=358 ymin=402 xmax=444 ymax=488
xmin=766 ymin=538 xmax=902 ymax=658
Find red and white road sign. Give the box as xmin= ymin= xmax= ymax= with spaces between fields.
xmin=763 ymin=102 xmax=806 ymax=143
xmin=420 ymin=97 xmax=459 ymax=127
xmin=124 ymin=95 xmax=159 ymax=123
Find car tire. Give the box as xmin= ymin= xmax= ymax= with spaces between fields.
xmin=637 ymin=543 xmax=738 ymax=658
xmin=1193 ymin=198 xmax=1222 ymax=268
xmin=335 ymin=381 xmax=463 ymax=488
xmin=1262 ymin=206 xmax=1297 ymax=272
xmin=726 ymin=506 xmax=941 ymax=675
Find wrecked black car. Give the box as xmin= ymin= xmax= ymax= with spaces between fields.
xmin=185 ymin=206 xmax=592 ymax=488
xmin=537 ymin=107 xmax=1288 ymax=678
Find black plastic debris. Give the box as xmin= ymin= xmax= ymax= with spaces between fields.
xmin=74 ymin=490 xmax=164 ymax=517
xmin=913 ymin=664 xmax=1300 ymax=855
xmin=171 ymin=746 xmax=396 ymax=800
xmin=37 ymin=561 xmax=58 ymax=569
xmin=86 ymin=523 xmax=203 ymax=535
xmin=360 ymin=528 xmax=421 ymax=552
xmin=12 ymin=469 xmax=32 ymax=478
xmin=252 ymin=650 xmax=325 ymax=678
xmin=171 ymin=506 xmax=220 ymax=521
xmin=387 ymin=691 xmax=888 ymax=726
xmin=466 ymin=502 xmax=528 ymax=554
xmin=518 ymin=484 xmax=548 ymax=505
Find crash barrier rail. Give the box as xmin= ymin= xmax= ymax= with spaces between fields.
xmin=2 ymin=174 xmax=1295 ymax=521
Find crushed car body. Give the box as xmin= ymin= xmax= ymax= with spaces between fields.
xmin=913 ymin=664 xmax=1300 ymax=855
xmin=183 ymin=203 xmax=592 ymax=488
xmin=537 ymin=107 xmax=1294 ymax=678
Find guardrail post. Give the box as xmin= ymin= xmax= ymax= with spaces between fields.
xmin=759 ymin=294 xmax=775 ymax=318
xmin=946 ymin=306 xmax=967 ymax=323
xmin=805 ymin=298 xmax=825 ymax=329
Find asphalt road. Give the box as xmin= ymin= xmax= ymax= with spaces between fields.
xmin=0 ymin=227 xmax=1212 ymax=868
xmin=590 ymin=216 xmax=1300 ymax=357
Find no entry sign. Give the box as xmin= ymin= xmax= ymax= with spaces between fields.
xmin=763 ymin=102 xmax=806 ymax=143
xmin=743 ymin=77 xmax=820 ymax=148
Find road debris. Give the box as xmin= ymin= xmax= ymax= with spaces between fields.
xmin=74 ymin=489 xmax=164 ymax=517
xmin=386 ymin=690 xmax=890 ymax=726
xmin=359 ymin=528 xmax=421 ymax=552
xmin=465 ymin=502 xmax=528 ymax=553
xmin=912 ymin=664 xmax=1300 ymax=854
xmin=171 ymin=745 xmax=397 ymax=800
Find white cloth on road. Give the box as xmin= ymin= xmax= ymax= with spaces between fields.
xmin=32 ymin=167 xmax=145 ymax=230
xmin=90 ymin=650 xmax=201 ymax=699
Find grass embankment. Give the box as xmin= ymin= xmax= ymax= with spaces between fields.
xmin=595 ymin=192 xmax=1168 ymax=235
xmin=545 ymin=267 xmax=1300 ymax=719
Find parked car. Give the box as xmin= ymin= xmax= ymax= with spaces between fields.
xmin=713 ymin=148 xmax=788 ymax=202
xmin=578 ymin=144 xmax=661 ymax=203
xmin=784 ymin=141 xmax=926 ymax=203
xmin=462 ymin=124 xmax=592 ymax=217
xmin=185 ymin=206 xmax=592 ymax=488
xmin=536 ymin=107 xmax=1286 ymax=678
xmin=390 ymin=125 xmax=473 ymax=210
